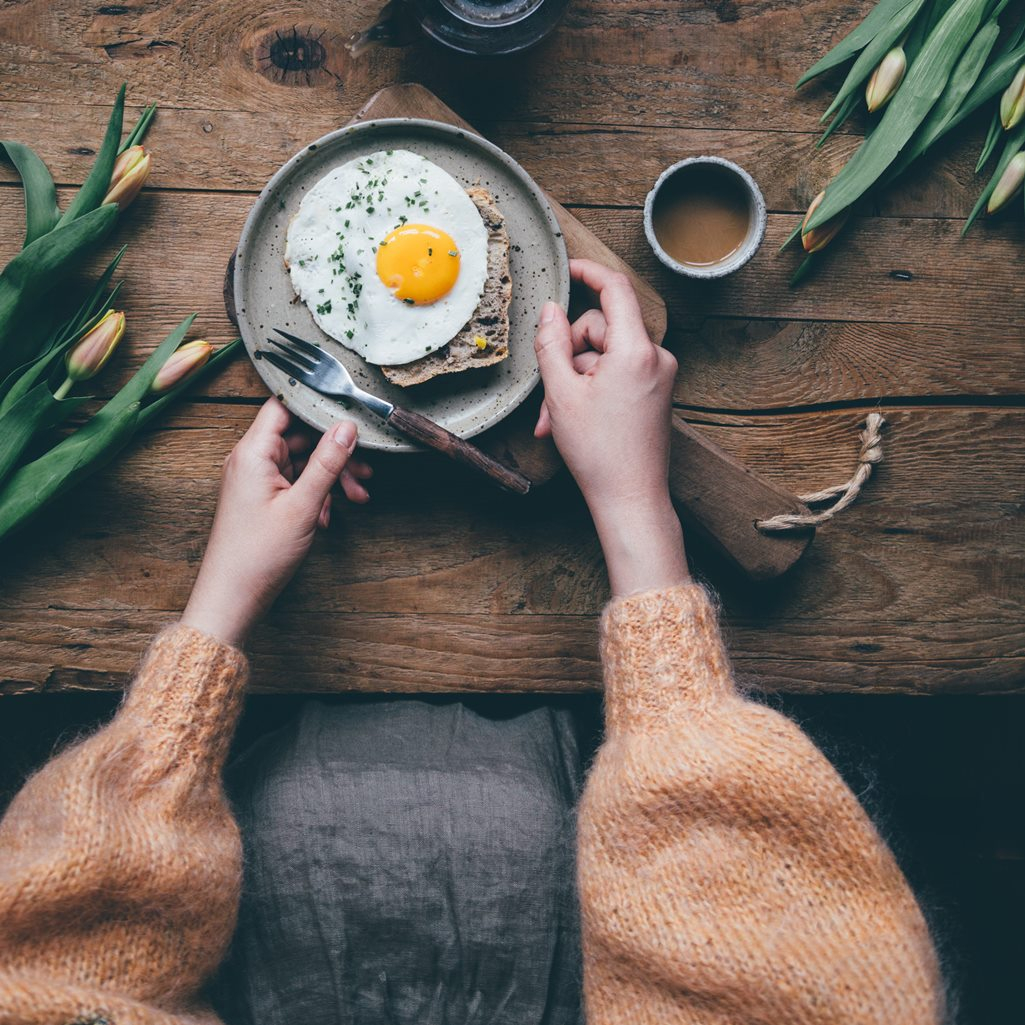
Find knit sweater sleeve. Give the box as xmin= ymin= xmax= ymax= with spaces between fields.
xmin=0 ymin=623 xmax=248 ymax=1025
xmin=577 ymin=583 xmax=945 ymax=1025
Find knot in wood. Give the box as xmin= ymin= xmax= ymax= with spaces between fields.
xmin=254 ymin=25 xmax=343 ymax=87
xmin=270 ymin=29 xmax=325 ymax=72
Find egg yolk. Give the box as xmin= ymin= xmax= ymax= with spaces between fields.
xmin=376 ymin=224 xmax=460 ymax=305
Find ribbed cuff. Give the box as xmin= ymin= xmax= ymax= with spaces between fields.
xmin=120 ymin=623 xmax=249 ymax=775
xmin=599 ymin=583 xmax=735 ymax=731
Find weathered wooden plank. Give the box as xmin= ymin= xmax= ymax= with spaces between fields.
xmin=1 ymin=403 xmax=1022 ymax=694
xmin=0 ymin=100 xmax=994 ymax=219
xmin=0 ymin=609 xmax=603 ymax=696
xmin=0 ymin=0 xmax=894 ymax=135
xmin=674 ymin=319 xmax=1025 ymax=408
xmin=2 ymin=606 xmax=1024 ymax=697
xmin=0 ymin=190 xmax=1022 ymax=408
xmin=574 ymin=206 xmax=1025 ymax=331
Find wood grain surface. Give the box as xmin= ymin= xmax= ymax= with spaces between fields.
xmin=1 ymin=0 xmax=1023 ymax=695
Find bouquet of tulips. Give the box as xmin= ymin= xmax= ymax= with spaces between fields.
xmin=0 ymin=86 xmax=239 ymax=543
xmin=785 ymin=0 xmax=1025 ymax=283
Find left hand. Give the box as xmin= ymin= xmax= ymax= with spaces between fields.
xmin=532 ymin=260 xmax=688 ymax=596
xmin=181 ymin=397 xmax=372 ymax=647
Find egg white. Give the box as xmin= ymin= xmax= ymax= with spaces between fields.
xmin=284 ymin=149 xmax=489 ymax=366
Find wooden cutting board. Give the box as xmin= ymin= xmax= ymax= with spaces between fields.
xmin=227 ymin=83 xmax=814 ymax=579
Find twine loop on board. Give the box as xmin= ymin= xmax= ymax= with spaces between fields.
xmin=756 ymin=413 xmax=886 ymax=533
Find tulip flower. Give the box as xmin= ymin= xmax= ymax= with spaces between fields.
xmin=53 ymin=310 xmax=126 ymax=399
xmin=987 ymin=151 xmax=1025 ymax=215
xmin=865 ymin=45 xmax=907 ymax=114
xmin=150 ymin=340 xmax=212 ymax=394
xmin=801 ymin=191 xmax=850 ymax=253
xmin=102 ymin=145 xmax=151 ymax=210
xmin=1000 ymin=65 xmax=1025 ymax=131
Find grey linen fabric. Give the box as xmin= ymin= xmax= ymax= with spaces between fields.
xmin=214 ymin=695 xmax=596 ymax=1025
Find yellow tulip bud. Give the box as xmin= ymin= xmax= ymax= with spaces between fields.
xmin=65 ymin=310 xmax=126 ymax=382
xmin=150 ymin=340 xmax=212 ymax=394
xmin=865 ymin=46 xmax=907 ymax=113
xmin=1000 ymin=65 xmax=1025 ymax=131
xmin=801 ymin=191 xmax=850 ymax=253
xmin=987 ymin=152 xmax=1025 ymax=215
xmin=102 ymin=145 xmax=152 ymax=210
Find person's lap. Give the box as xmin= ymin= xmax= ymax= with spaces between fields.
xmin=214 ymin=695 xmax=595 ymax=1025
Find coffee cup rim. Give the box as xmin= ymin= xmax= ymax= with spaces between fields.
xmin=643 ymin=156 xmax=767 ymax=280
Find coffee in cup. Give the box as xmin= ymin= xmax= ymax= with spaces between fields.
xmin=644 ymin=157 xmax=766 ymax=279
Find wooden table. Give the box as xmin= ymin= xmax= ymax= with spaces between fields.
xmin=1 ymin=0 xmax=1023 ymax=696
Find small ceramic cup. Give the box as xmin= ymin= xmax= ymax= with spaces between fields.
xmin=643 ymin=156 xmax=767 ymax=280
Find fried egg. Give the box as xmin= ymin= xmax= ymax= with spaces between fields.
xmin=285 ymin=149 xmax=489 ymax=366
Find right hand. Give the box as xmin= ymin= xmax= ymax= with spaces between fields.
xmin=534 ymin=259 xmax=679 ymax=515
xmin=533 ymin=259 xmax=689 ymax=595
xmin=181 ymin=398 xmax=372 ymax=646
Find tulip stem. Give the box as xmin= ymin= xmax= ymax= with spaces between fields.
xmin=54 ymin=376 xmax=74 ymax=401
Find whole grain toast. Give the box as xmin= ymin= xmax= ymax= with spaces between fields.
xmin=381 ymin=187 xmax=511 ymax=387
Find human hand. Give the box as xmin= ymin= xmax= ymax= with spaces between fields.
xmin=533 ymin=259 xmax=689 ymax=595
xmin=181 ymin=398 xmax=372 ymax=647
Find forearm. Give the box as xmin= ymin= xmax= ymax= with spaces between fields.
xmin=591 ymin=493 xmax=689 ymax=597
xmin=181 ymin=552 xmax=263 ymax=648
xmin=0 ymin=624 xmax=248 ymax=1011
xmin=579 ymin=586 xmax=944 ymax=1024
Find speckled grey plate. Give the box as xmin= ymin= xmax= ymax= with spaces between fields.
xmin=234 ymin=118 xmax=570 ymax=452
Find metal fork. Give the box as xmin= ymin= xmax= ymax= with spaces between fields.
xmin=258 ymin=328 xmax=531 ymax=495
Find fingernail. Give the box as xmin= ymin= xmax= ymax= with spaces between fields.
xmin=333 ymin=421 xmax=357 ymax=447
xmin=540 ymin=301 xmax=558 ymax=325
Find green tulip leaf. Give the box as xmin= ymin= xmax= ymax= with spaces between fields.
xmin=120 ymin=103 xmax=157 ymax=154
xmin=806 ymin=0 xmax=990 ymax=231
xmin=0 ymin=401 xmax=141 ymax=543
xmin=0 ymin=258 xmax=125 ymax=418
xmin=138 ymin=337 xmax=243 ymax=424
xmin=0 ymin=141 xmax=60 ymax=248
xmin=976 ymin=106 xmax=1005 ymax=171
xmin=59 ymin=84 xmax=126 ymax=227
xmin=0 ymin=380 xmax=87 ymax=490
xmin=797 ymin=0 xmax=924 ymax=87
xmin=883 ymin=15 xmax=1001 ymax=185
xmin=0 ymin=204 xmax=118 ymax=380
xmin=939 ymin=38 xmax=1025 ymax=137
xmin=963 ymin=117 xmax=1025 ymax=232
xmin=818 ymin=90 xmax=863 ymax=147
xmin=0 ymin=335 xmax=239 ymax=542
xmin=820 ymin=0 xmax=927 ymax=125
xmin=779 ymin=218 xmax=805 ymax=253
xmin=103 ymin=314 xmax=197 ymax=413
xmin=789 ymin=253 xmax=819 ymax=286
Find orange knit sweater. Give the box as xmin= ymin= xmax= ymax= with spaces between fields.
xmin=0 ymin=585 xmax=944 ymax=1025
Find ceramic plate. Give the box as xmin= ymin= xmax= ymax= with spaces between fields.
xmin=234 ymin=118 xmax=570 ymax=451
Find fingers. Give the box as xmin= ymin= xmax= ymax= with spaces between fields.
xmin=290 ymin=419 xmax=358 ymax=517
xmin=569 ymin=259 xmax=648 ymax=342
xmin=347 ymin=458 xmax=373 ymax=480
xmin=340 ymin=468 xmax=370 ymax=504
xmin=571 ymin=309 xmax=608 ymax=354
xmin=533 ymin=301 xmax=577 ymax=391
xmin=573 ymin=350 xmax=600 ymax=374
xmin=285 ymin=427 xmax=316 ymax=456
xmin=534 ymin=399 xmax=552 ymax=439
xmin=247 ymin=396 xmax=292 ymax=443
xmin=294 ymin=454 xmax=372 ymax=503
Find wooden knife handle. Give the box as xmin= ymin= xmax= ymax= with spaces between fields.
xmin=388 ymin=405 xmax=532 ymax=495
xmin=669 ymin=416 xmax=814 ymax=580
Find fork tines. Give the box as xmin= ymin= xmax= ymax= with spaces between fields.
xmin=261 ymin=348 xmax=308 ymax=382
xmin=274 ymin=328 xmax=324 ymax=359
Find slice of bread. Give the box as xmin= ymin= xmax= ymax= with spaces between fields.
xmin=380 ymin=187 xmax=512 ymax=387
